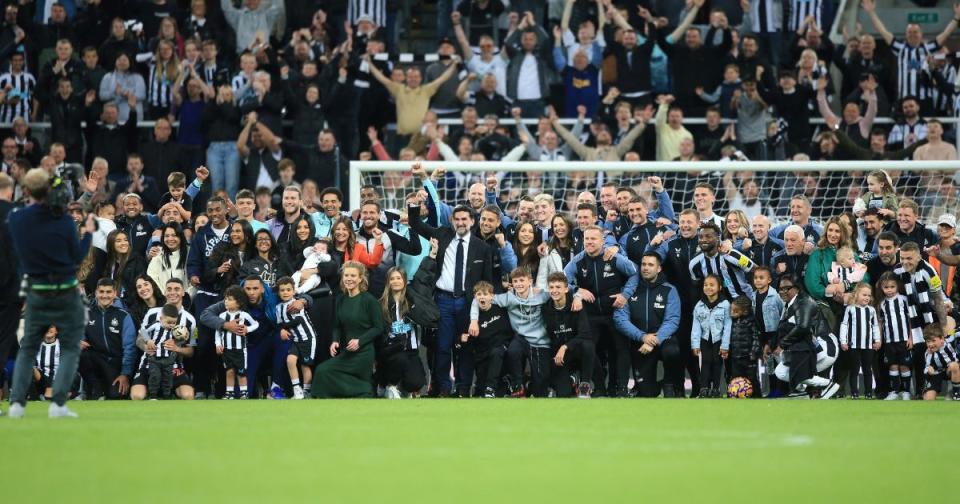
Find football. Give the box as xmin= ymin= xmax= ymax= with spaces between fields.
xmin=727 ymin=377 xmax=753 ymax=398
xmin=172 ymin=326 xmax=190 ymax=343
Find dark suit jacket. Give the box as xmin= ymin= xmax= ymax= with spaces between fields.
xmin=409 ymin=217 xmax=494 ymax=301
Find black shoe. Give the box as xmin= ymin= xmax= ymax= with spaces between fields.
xmin=698 ymin=387 xmax=710 ymax=398
xmin=864 ymin=393 xmax=874 ymax=400
xmin=851 ymin=393 xmax=860 ymax=400
xmin=662 ymin=383 xmax=677 ymax=398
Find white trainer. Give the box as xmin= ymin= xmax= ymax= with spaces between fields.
xmin=48 ymin=403 xmax=78 ymax=418
xmin=385 ymin=385 xmax=401 ymax=399
xmin=8 ymin=402 xmax=24 ymax=418
xmin=884 ymin=392 xmax=899 ymax=400
xmin=292 ymin=386 xmax=305 ymax=400
xmin=900 ymin=391 xmax=912 ymax=401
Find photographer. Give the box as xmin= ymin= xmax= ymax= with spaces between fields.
xmin=5 ymin=168 xmax=95 ymax=418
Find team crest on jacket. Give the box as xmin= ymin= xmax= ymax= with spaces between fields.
xmin=675 ymin=248 xmax=682 ymax=258
xmin=632 ymin=234 xmax=640 ymax=241
xmin=655 ymin=294 xmax=664 ymax=303
xmin=604 ymin=264 xmax=612 ymax=272
xmin=581 ymin=268 xmax=588 ymax=276
xmin=111 ymin=318 xmax=119 ymax=327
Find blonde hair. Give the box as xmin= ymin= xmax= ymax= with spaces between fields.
xmin=340 ymin=261 xmax=369 ymax=293
xmin=836 ymin=246 xmax=855 ymax=263
xmin=379 ymin=267 xmax=409 ymax=322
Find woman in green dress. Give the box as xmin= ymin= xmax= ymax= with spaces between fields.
xmin=311 ymin=261 xmax=384 ymax=398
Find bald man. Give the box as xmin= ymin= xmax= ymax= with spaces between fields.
xmin=745 ymin=215 xmax=784 ymax=267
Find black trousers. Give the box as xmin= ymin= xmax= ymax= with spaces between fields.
xmin=474 ymin=341 xmax=507 ymax=393
xmin=834 ymin=347 xmax=853 ymax=394
xmin=379 ymin=350 xmax=426 ymax=394
xmin=551 ymin=339 xmax=596 ymax=397
xmin=0 ymin=302 xmax=20 ymax=388
xmin=677 ymin=310 xmax=700 ymax=395
xmin=699 ymin=339 xmax=723 ymax=390
xmin=911 ymin=342 xmax=927 ymax=394
xmin=189 ymin=292 xmax=221 ymax=396
xmin=631 ymin=337 xmax=682 ymax=397
xmin=78 ymin=350 xmax=124 ymax=399
xmin=590 ymin=316 xmax=630 ymax=396
xmin=505 ymin=337 xmax=552 ymax=397
xmin=847 ymin=349 xmax=875 ymax=396
xmin=147 ymin=355 xmax=178 ymax=399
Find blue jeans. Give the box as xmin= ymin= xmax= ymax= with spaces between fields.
xmin=434 ymin=293 xmax=466 ymax=393
xmin=436 ymin=0 xmax=452 ymax=40
xmin=206 ymin=141 xmax=240 ymax=199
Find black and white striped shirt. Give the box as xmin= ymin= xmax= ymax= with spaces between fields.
xmin=788 ymin=0 xmax=823 ymax=31
xmin=140 ymin=307 xmax=197 ymax=341
xmin=890 ymin=39 xmax=939 ymax=99
xmin=896 ymin=261 xmax=943 ymax=342
xmin=887 ymin=120 xmax=928 ymax=150
xmin=231 ymin=73 xmax=251 ymax=94
xmin=143 ymin=323 xmax=178 ymax=359
xmin=35 ymin=340 xmax=60 ymax=379
xmin=0 ymin=71 xmax=35 ymax=123
xmin=147 ymin=64 xmax=175 ymax=110
xmin=926 ymin=343 xmax=958 ymax=372
xmin=215 ymin=310 xmax=260 ymax=350
xmin=879 ymin=295 xmax=912 ymax=344
xmin=689 ymin=249 xmax=755 ymax=299
xmin=839 ymin=304 xmax=880 ymax=349
xmin=276 ymin=299 xmax=317 ymax=344
xmin=348 ymin=0 xmax=387 ymax=27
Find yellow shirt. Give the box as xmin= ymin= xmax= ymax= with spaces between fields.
xmin=386 ymin=81 xmax=442 ymax=136
xmin=655 ymin=102 xmax=693 ymax=161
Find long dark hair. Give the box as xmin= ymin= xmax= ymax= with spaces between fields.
xmin=105 ymin=229 xmax=131 ymax=288
xmin=129 ymin=274 xmax=164 ymax=326
xmin=332 ymin=216 xmax=357 ymax=257
xmin=231 ymin=220 xmax=258 ymax=259
xmin=512 ymin=221 xmax=539 ymax=275
xmin=254 ymin=229 xmax=280 ymax=261
xmin=159 ymin=222 xmax=188 ymax=270
xmin=289 ymin=214 xmax=318 ymax=252
xmin=548 ymin=214 xmax=574 ymax=258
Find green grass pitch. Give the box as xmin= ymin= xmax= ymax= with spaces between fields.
xmin=2 ymin=399 xmax=957 ymax=502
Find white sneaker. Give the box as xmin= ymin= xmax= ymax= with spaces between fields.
xmin=819 ymin=381 xmax=840 ymax=400
xmin=292 ymin=386 xmax=305 ymax=400
xmin=385 ymin=385 xmax=401 ymax=399
xmin=900 ymin=391 xmax=912 ymax=401
xmin=48 ymin=403 xmax=78 ymax=418
xmin=884 ymin=392 xmax=899 ymax=401
xmin=8 ymin=402 xmax=24 ymax=418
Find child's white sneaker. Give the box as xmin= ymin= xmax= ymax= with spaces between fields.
xmin=884 ymin=392 xmax=899 ymax=400
xmin=900 ymin=391 xmax=912 ymax=401
xmin=292 ymin=386 xmax=305 ymax=400
xmin=385 ymin=385 xmax=401 ymax=399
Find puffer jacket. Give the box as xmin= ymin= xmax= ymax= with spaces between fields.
xmin=729 ymin=316 xmax=761 ymax=362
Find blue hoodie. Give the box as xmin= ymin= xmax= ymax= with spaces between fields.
xmin=186 ymin=223 xmax=230 ymax=295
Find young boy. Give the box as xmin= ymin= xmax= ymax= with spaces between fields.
xmin=922 ymin=324 xmax=960 ymax=401
xmin=158 ymin=171 xmax=193 ymax=222
xmin=235 ymin=188 xmax=268 ymax=233
xmin=542 ymin=272 xmax=594 ymax=398
xmin=469 ymin=268 xmax=551 ymax=397
xmin=276 ymin=276 xmax=317 ymax=399
xmin=729 ymin=297 xmax=762 ymax=397
xmin=33 ymin=326 xmax=60 ymax=400
xmin=215 ymin=286 xmax=260 ymax=399
xmin=750 ymin=266 xmax=784 ymax=397
xmin=142 ymin=304 xmax=189 ymax=399
xmin=464 ymin=281 xmax=514 ymax=398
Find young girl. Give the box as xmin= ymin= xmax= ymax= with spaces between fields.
xmin=839 ymin=283 xmax=881 ymax=399
xmin=828 ymin=246 xmax=868 ymax=294
xmin=215 ymin=286 xmax=260 ymax=399
xmin=877 ymin=272 xmax=914 ymax=400
xmin=723 ymin=210 xmax=751 ymax=251
xmin=378 ymin=266 xmax=434 ymax=399
xmin=854 ymin=170 xmax=898 ymax=219
xmin=691 ymin=275 xmax=732 ymax=398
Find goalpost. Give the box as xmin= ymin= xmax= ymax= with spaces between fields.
xmin=350 ymin=160 xmax=960 ymax=225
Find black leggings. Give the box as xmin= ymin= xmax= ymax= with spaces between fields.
xmin=848 ymin=348 xmax=875 ymax=396
xmin=378 ymin=350 xmax=426 ymax=394
xmin=700 ymin=340 xmax=723 ymax=390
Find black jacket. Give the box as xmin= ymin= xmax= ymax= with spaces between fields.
xmin=139 ymin=140 xmax=189 ymax=194
xmin=405 ymin=256 xmax=441 ymax=329
xmin=409 ymin=217 xmax=495 ymax=303
xmin=729 ymin=316 xmax=761 ymax=363
xmin=201 ymin=101 xmax=242 ymax=143
xmin=48 ymin=94 xmax=86 ymax=149
xmin=776 ymin=294 xmax=830 ymax=350
xmin=543 ymin=292 xmax=593 ymax=347
xmin=85 ymin=107 xmax=139 ymax=178
xmin=205 ymin=242 xmax=251 ymax=295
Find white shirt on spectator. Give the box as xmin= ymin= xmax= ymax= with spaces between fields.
xmin=437 ymin=232 xmax=471 ymax=293
xmin=516 ymin=54 xmax=541 ymax=100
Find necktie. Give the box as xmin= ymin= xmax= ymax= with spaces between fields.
xmin=626 ymin=52 xmax=633 ymax=70
xmin=454 ymin=238 xmax=465 ymax=297
xmin=758 ymin=0 xmax=768 ymax=33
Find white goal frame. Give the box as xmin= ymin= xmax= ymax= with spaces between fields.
xmin=349 ymin=160 xmax=960 ymax=211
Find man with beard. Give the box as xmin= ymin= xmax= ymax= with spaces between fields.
xmin=771 ymin=275 xmax=841 ymax=399
xmin=650 ymin=208 xmax=701 ymax=394
xmin=614 ymin=252 xmax=682 ymax=397
xmin=689 ymin=222 xmax=755 ymax=300
xmin=410 ymin=204 xmax=494 ymax=397
xmin=355 ymin=199 xmax=423 ymax=297
xmin=186 ymin=197 xmax=231 ymax=399
xmin=114 ymin=193 xmax=162 ymax=254
xmin=745 ymin=215 xmax=783 ymax=268
xmin=267 ymin=186 xmax=305 ymax=244
xmin=475 ymin=205 xmax=518 ymax=293
xmin=886 ymin=96 xmax=927 ymax=151
xmin=771 ymin=225 xmax=811 ymax=281
xmin=566 ymin=226 xmax=639 ymax=397
xmin=896 ymin=242 xmax=951 ymax=396
xmin=858 ymin=207 xmax=884 ymax=260
xmin=866 ymin=232 xmax=900 ymax=284
xmin=884 ymin=199 xmax=938 ymax=253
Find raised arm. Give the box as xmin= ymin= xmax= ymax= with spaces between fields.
xmin=861 ymin=0 xmax=894 ymax=46
xmin=552 ymin=115 xmax=591 ymax=158
xmin=561 ymin=0 xmax=575 ymax=34
xmin=815 ymin=77 xmax=839 ymax=123
xmin=236 ymin=113 xmax=255 ymax=158
xmin=606 ymin=0 xmax=633 ymax=31
xmin=364 ymin=54 xmax=395 ymax=90
xmin=936 ymin=3 xmax=960 ymax=46
xmin=452 ymin=11 xmax=474 ymax=60
xmin=669 ymin=0 xmax=703 ymax=43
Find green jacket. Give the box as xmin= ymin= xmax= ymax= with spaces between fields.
xmin=805 ymin=246 xmax=870 ymax=301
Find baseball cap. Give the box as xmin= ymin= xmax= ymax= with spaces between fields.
xmin=438 ymin=37 xmax=456 ymax=48
xmin=938 ymin=214 xmax=956 ymax=228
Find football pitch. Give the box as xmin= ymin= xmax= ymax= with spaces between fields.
xmin=2 ymin=399 xmax=957 ymax=502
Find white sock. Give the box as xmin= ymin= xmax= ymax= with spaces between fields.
xmin=239 ymin=385 xmax=247 ymax=393
xmin=291 ymin=379 xmax=301 ymax=387
xmin=304 ymin=383 xmax=311 ymax=391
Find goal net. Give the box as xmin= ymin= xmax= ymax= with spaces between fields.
xmin=350 ymin=160 xmax=960 ymax=227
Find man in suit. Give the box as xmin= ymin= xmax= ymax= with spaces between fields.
xmin=410 ymin=197 xmax=494 ymax=397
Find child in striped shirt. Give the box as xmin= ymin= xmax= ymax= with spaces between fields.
xmin=922 ymin=324 xmax=960 ymax=401
xmin=828 ymin=247 xmax=867 ymax=295
xmin=877 ymin=272 xmax=914 ymax=400
xmin=276 ymin=276 xmax=317 ymax=400
xmin=32 ymin=326 xmax=60 ymax=400
xmin=215 ymin=286 xmax=260 ymax=399
xmin=839 ymin=283 xmax=881 ymax=399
